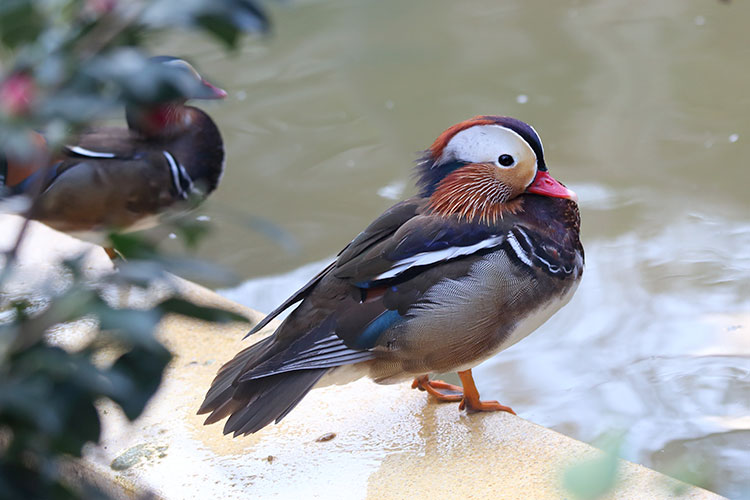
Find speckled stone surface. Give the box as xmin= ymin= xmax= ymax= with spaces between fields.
xmin=0 ymin=215 xmax=728 ymax=499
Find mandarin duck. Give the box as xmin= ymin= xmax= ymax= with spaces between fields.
xmin=0 ymin=56 xmax=226 ymax=255
xmin=199 ymin=116 xmax=584 ymax=436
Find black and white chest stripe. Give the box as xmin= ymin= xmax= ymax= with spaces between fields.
xmin=505 ymin=226 xmax=574 ymax=276
xmin=162 ymin=150 xmax=195 ymax=200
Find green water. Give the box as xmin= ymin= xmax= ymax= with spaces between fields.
xmin=155 ymin=1 xmax=750 ymax=497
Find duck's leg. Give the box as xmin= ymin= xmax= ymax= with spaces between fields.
xmin=411 ymin=375 xmax=463 ymax=402
xmin=104 ymin=247 xmax=118 ymax=260
xmin=457 ymin=369 xmax=516 ymax=415
xmin=102 ymin=247 xmax=132 ymax=307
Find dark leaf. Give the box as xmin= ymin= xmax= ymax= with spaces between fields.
xmin=109 ymin=230 xmax=239 ymax=286
xmin=10 ymin=287 xmax=97 ymax=352
xmin=108 ymin=259 xmax=168 ymax=288
xmin=157 ymin=297 xmax=249 ymax=324
xmin=0 ymin=378 xmax=62 ymax=435
xmin=143 ymin=0 xmax=270 ymax=47
xmin=0 ymin=461 xmax=81 ymax=500
xmin=0 ymin=1 xmax=45 ymax=48
xmin=153 ymin=255 xmax=240 ymax=286
xmin=211 ymin=203 xmax=300 ymax=254
xmin=108 ymin=232 xmax=159 ymax=260
xmin=107 ymin=345 xmax=171 ymax=420
xmin=49 ymin=386 xmax=100 ymax=456
xmin=93 ymin=304 xmax=163 ymax=351
xmin=11 ymin=346 xmax=109 ymax=394
xmin=176 ymin=218 xmax=212 ymax=250
xmin=196 ymin=15 xmax=242 ymax=48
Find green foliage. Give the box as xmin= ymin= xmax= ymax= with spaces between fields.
xmin=109 ymin=231 xmax=240 ymax=287
xmin=662 ymin=453 xmax=716 ymax=496
xmin=0 ymin=0 xmax=269 ymax=498
xmin=0 ymin=260 xmax=251 ymax=498
xmin=0 ymin=0 xmax=45 ymax=48
xmin=563 ymin=432 xmax=624 ymax=500
xmin=0 ymin=0 xmax=271 ymax=158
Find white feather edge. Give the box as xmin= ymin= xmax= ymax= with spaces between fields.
xmin=66 ymin=146 xmax=116 ymax=158
xmin=373 ymin=234 xmax=506 ymax=281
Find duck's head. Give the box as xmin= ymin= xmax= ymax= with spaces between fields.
xmin=417 ymin=115 xmax=576 ymax=222
xmin=126 ymin=56 xmax=226 ymax=138
xmin=146 ymin=56 xmax=227 ymax=102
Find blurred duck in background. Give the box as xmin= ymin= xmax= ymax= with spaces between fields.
xmin=0 ymin=56 xmax=226 ymax=257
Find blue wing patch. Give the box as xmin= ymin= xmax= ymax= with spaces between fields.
xmin=354 ymin=309 xmax=404 ymax=349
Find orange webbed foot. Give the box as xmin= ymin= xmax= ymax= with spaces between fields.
xmin=458 ymin=398 xmax=516 ymax=415
xmin=457 ymin=369 xmax=516 ymax=415
xmin=411 ymin=375 xmax=463 ymax=402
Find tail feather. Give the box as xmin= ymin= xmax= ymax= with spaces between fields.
xmin=202 ymin=397 xmax=242 ymax=426
xmin=224 ymin=369 xmax=327 ymax=436
xmin=198 ymin=334 xmax=330 ymax=435
xmin=198 ymin=336 xmax=274 ymax=416
xmin=200 ymin=310 xmax=371 ymax=435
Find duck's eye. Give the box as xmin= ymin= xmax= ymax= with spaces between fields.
xmin=497 ymin=154 xmax=515 ymax=167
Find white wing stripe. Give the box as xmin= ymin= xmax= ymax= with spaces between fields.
xmin=374 ymin=235 xmax=506 ymax=281
xmin=311 ymin=334 xmax=340 ymax=346
xmin=67 ymin=146 xmax=116 ymax=158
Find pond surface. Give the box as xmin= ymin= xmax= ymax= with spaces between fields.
xmin=155 ymin=1 xmax=750 ymax=497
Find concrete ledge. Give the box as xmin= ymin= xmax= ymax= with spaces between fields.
xmin=0 ymin=215 xmax=727 ymax=499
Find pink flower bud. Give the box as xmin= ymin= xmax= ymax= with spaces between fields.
xmin=0 ymin=73 xmax=35 ymax=117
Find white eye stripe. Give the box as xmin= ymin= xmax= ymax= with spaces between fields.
xmin=439 ymin=124 xmax=536 ymax=167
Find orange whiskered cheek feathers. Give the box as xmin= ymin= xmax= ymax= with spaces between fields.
xmin=428 ymin=163 xmax=524 ymax=224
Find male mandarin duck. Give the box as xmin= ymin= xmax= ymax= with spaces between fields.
xmin=0 ymin=56 xmax=226 ymax=252
xmin=199 ymin=115 xmax=584 ymax=436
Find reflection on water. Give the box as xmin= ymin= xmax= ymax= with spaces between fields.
xmin=156 ymin=0 xmax=749 ymax=497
